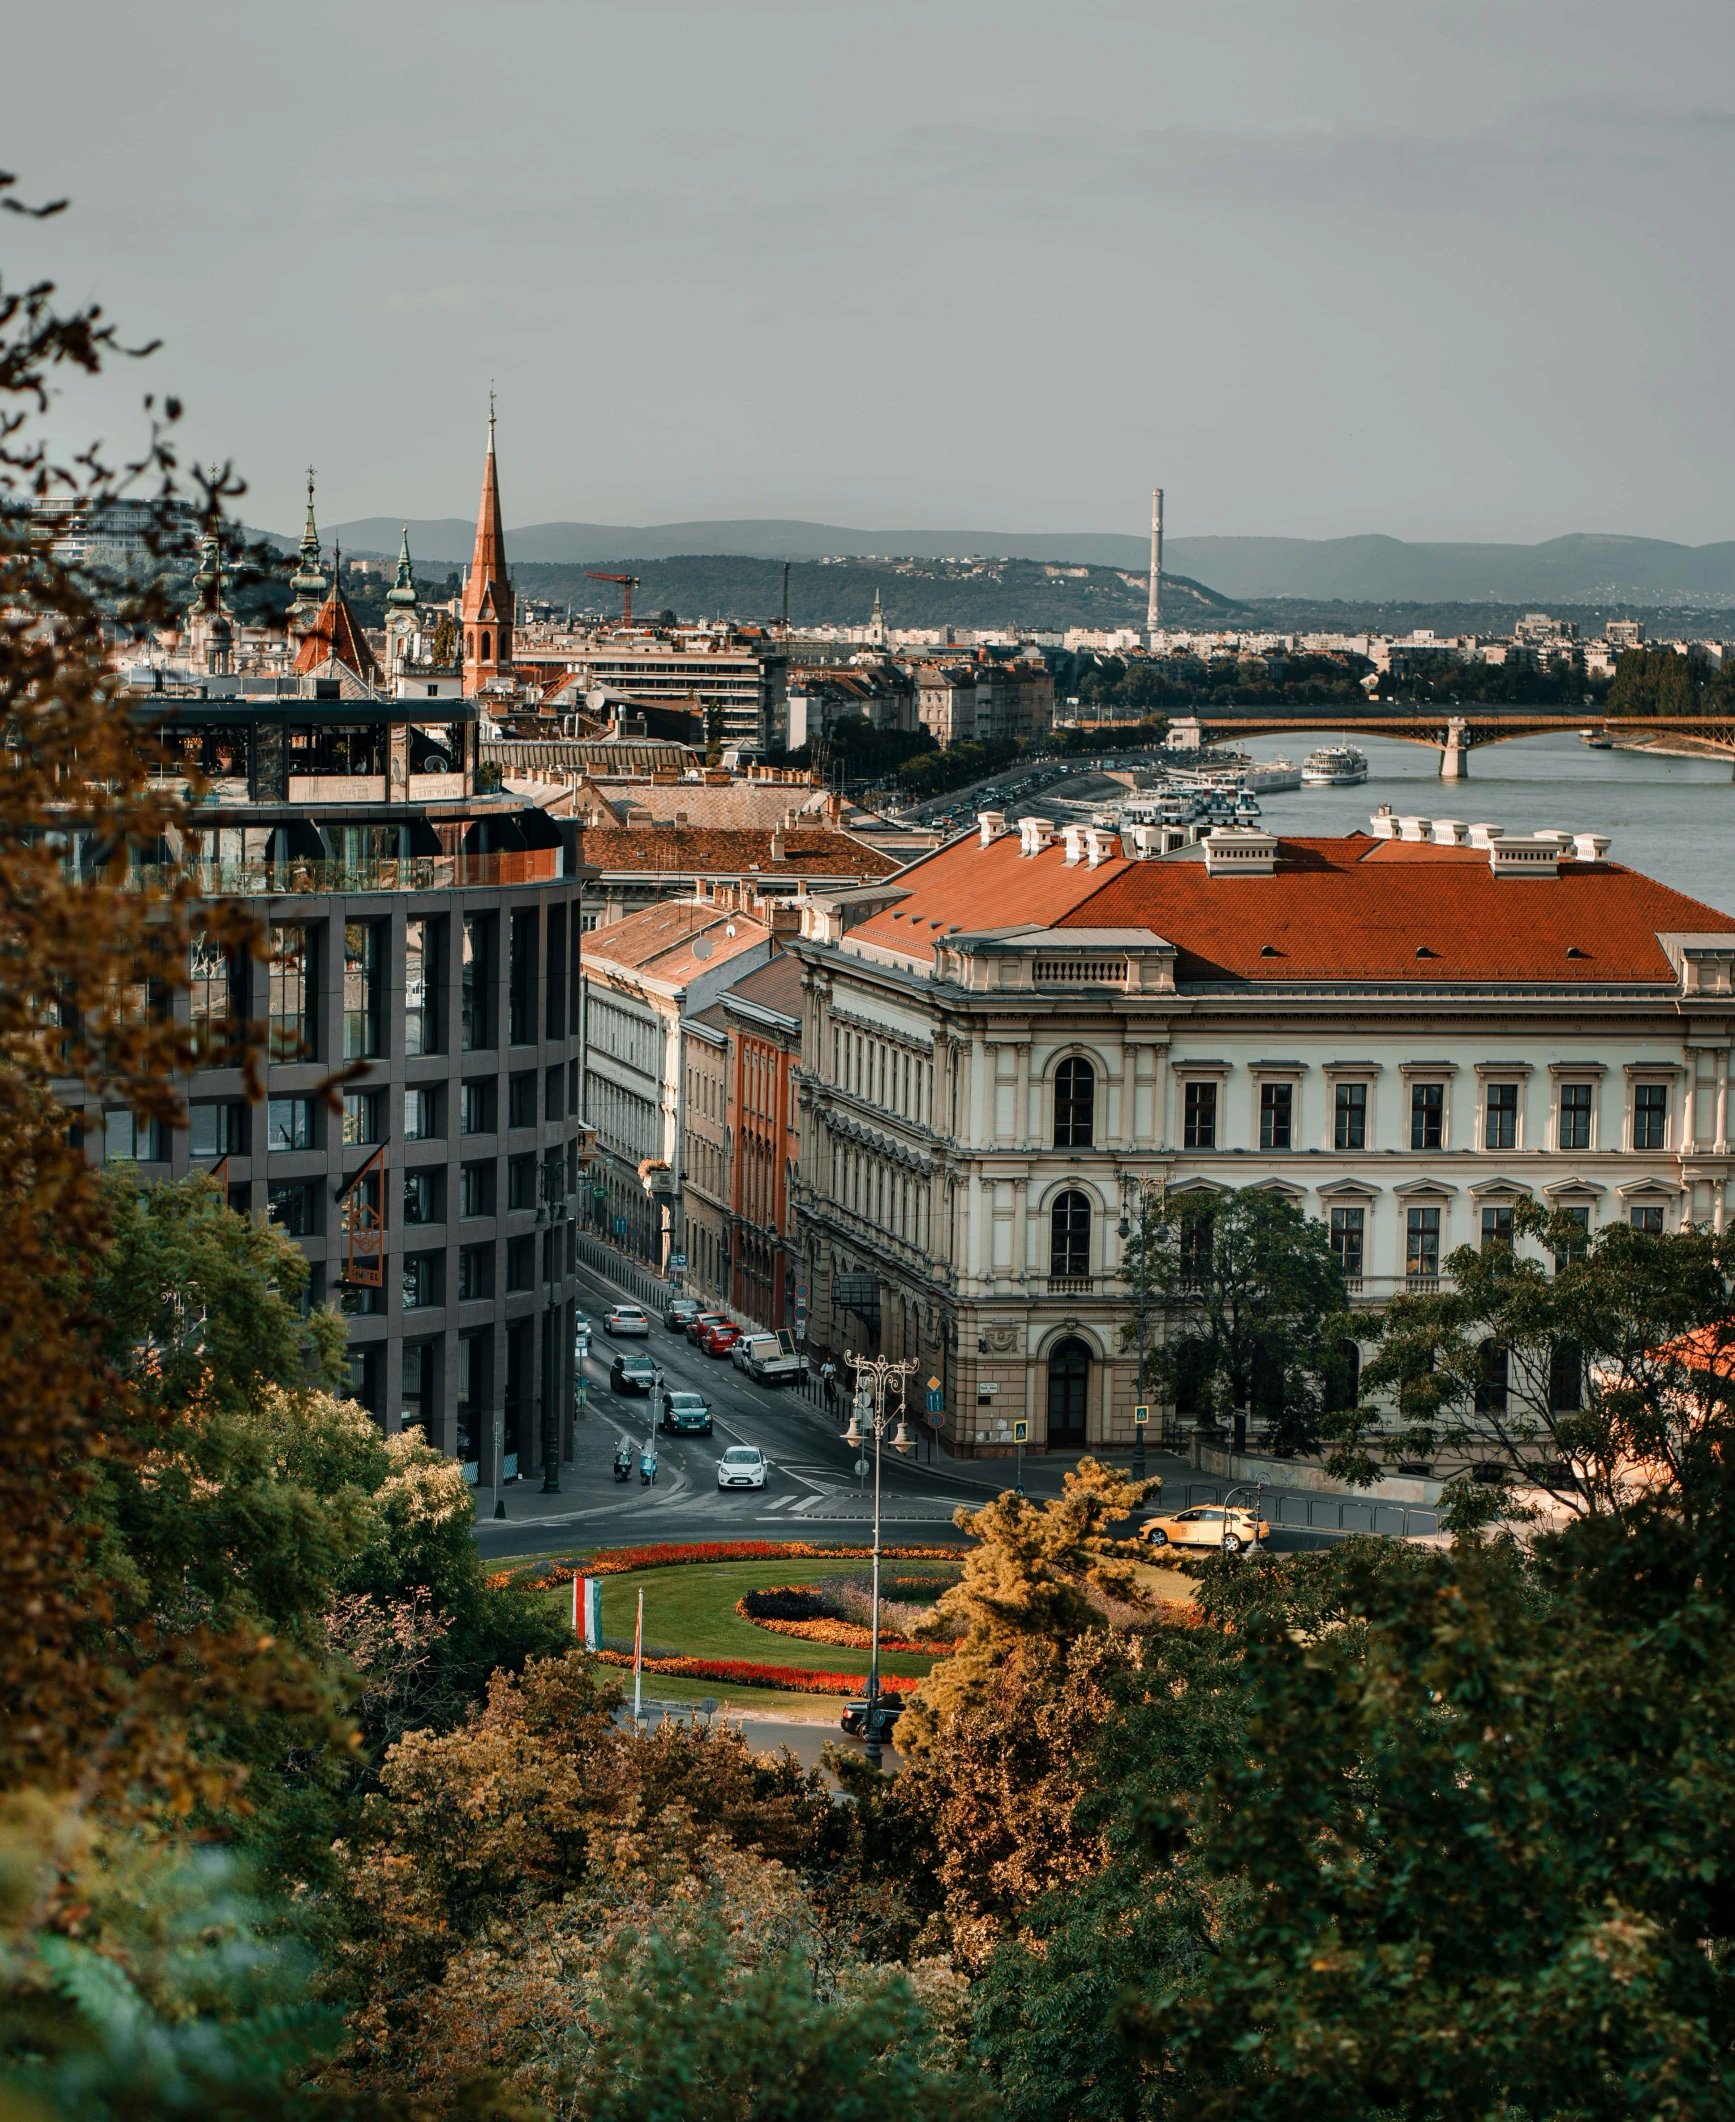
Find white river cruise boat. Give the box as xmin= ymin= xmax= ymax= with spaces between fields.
xmin=1301 ymin=744 xmax=1369 ymax=786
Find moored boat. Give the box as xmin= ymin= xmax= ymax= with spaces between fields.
xmin=1301 ymin=744 xmax=1369 ymax=786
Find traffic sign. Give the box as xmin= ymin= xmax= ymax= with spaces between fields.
xmin=668 ymin=1251 xmax=688 ymax=1270
xmin=1134 ymin=1404 xmax=1150 ymax=1427
xmin=1013 ymin=1418 xmax=1030 ymax=1444
xmin=613 ymin=1217 xmax=628 ymax=1236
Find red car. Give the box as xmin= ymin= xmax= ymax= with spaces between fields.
xmin=686 ymin=1311 xmax=728 ymax=1345
xmin=699 ymin=1321 xmax=742 ymax=1357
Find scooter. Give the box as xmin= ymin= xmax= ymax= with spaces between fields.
xmin=613 ymin=1444 xmax=633 ymax=1482
xmin=639 ymin=1446 xmax=658 ymax=1486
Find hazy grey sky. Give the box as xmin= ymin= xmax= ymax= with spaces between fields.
xmin=9 ymin=0 xmax=1733 ymax=545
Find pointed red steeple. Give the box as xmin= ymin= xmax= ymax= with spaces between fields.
xmin=461 ymin=395 xmax=514 ymax=693
xmin=295 ymin=546 xmax=381 ymax=689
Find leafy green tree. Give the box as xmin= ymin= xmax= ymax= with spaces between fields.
xmin=1132 ymin=1187 xmax=1353 ymax=1456
xmin=1334 ymin=1202 xmax=1735 ymax=1529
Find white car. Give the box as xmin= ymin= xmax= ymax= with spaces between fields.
xmin=717 ymin=1445 xmax=766 ymax=1490
xmin=606 ymin=1303 xmax=651 ymax=1336
xmin=573 ymin=1309 xmax=591 ymax=1357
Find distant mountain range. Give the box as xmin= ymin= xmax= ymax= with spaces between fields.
xmin=253 ymin=518 xmax=1735 ymax=609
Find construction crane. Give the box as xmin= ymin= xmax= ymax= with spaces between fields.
xmin=587 ymin=572 xmax=641 ymax=625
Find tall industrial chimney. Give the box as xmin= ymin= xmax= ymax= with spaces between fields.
xmin=1146 ymin=487 xmax=1164 ymax=636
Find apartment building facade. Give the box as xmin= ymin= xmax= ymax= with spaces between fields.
xmin=790 ymin=812 xmax=1735 ymax=1454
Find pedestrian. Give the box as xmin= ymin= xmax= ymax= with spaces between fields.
xmin=822 ymin=1360 xmax=838 ymax=1410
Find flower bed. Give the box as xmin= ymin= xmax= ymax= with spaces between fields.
xmin=527 ymin=1540 xmax=961 ymax=1587
xmin=591 ymin=1649 xmax=917 ymax=1698
xmin=735 ymin=1583 xmax=954 ymax=1656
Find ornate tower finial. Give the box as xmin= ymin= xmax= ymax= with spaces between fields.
xmin=386 ymin=524 xmax=418 ymax=610
xmin=288 ymin=464 xmax=326 ymax=634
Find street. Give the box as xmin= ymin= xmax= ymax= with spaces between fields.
xmin=471 ymin=1258 xmax=1401 ymax=1561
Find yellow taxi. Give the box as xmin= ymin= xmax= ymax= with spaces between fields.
xmin=1141 ymin=1504 xmax=1269 ymax=1555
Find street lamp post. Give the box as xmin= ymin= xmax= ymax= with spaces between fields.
xmin=843 ymin=1351 xmax=918 ymax=1769
xmin=1119 ymin=1175 xmax=1169 ymax=1481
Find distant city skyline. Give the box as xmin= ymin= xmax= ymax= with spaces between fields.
xmin=8 ymin=0 xmax=1733 ymax=547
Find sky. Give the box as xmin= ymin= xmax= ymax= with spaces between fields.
xmin=7 ymin=0 xmax=1734 ymax=547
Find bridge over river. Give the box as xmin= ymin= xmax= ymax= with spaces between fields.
xmin=1159 ymin=712 xmax=1735 ymax=780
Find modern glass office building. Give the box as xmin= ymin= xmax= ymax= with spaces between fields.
xmin=78 ymin=680 xmax=591 ymax=1490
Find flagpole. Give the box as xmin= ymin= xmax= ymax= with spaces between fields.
xmin=633 ymin=1587 xmax=644 ymax=1726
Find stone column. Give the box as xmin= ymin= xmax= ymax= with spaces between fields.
xmin=1439 ymin=717 xmax=1470 ymax=781
xmin=1716 ymin=1049 xmax=1729 ymax=1156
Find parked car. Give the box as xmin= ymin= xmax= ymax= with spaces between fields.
xmin=716 ymin=1444 xmax=766 ymax=1490
xmin=660 ymin=1391 xmax=713 ymax=1436
xmin=606 ymin=1303 xmax=651 ymax=1336
xmin=685 ymin=1311 xmax=728 ymax=1345
xmin=665 ymin=1297 xmax=701 ymax=1333
xmin=840 ymin=1691 xmax=904 ymax=1742
xmin=1141 ymin=1505 xmax=1269 ymax=1555
xmin=610 ymin=1352 xmax=658 ymax=1395
xmin=699 ymin=1321 xmax=742 ymax=1357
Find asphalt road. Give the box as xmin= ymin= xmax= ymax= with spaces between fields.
xmin=472 ymin=1260 xmax=1372 ymax=1562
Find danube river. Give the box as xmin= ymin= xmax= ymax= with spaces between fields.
xmin=1237 ymin=730 xmax=1735 ymax=917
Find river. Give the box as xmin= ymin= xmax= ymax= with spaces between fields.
xmin=1232 ymin=730 xmax=1735 ymax=916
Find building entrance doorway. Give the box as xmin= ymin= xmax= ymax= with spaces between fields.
xmin=1046 ymin=1337 xmax=1091 ymax=1448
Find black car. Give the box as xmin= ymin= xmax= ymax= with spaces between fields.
xmin=840 ymin=1691 xmax=904 ymax=1742
xmin=660 ymin=1390 xmax=714 ymax=1436
xmin=610 ymin=1353 xmax=658 ymax=1394
xmin=664 ymin=1298 xmax=701 ymax=1333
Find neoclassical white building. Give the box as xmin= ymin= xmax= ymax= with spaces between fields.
xmin=789 ymin=812 xmax=1735 ymax=1454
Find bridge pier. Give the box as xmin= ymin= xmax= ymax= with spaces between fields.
xmin=1439 ymin=717 xmax=1470 ymax=780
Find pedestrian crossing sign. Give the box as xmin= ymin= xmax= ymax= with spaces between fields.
xmin=1013 ymin=1418 xmax=1030 ymax=1444
xmin=1134 ymin=1404 xmax=1150 ymax=1426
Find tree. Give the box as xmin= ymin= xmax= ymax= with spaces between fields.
xmin=1335 ymin=1201 xmax=1735 ymax=1530
xmin=1131 ymin=1187 xmax=1353 ymax=1456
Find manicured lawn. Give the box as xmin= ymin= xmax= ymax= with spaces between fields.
xmin=572 ymin=1559 xmax=947 ymax=1680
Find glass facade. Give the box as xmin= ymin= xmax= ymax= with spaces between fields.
xmin=268 ymin=923 xmax=313 ymax=1059
xmin=343 ymin=922 xmax=382 ymax=1060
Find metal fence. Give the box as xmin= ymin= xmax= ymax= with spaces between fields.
xmin=574 ymin=1231 xmax=676 ymax=1315
xmin=1169 ymin=1480 xmax=1439 ymax=1541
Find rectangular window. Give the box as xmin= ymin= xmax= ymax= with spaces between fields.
xmin=1554 ymin=1204 xmax=1590 ymax=1272
xmin=568 ymin=1057 xmax=579 ymax=1115
xmin=189 ymin=1102 xmax=245 ymax=1157
xmin=267 ymin=1096 xmax=314 ymax=1153
xmin=1634 ymin=1083 xmax=1669 ymax=1150
xmin=1481 ymin=1204 xmax=1514 ymax=1249
xmin=1182 ymin=1081 xmax=1217 ymax=1150
xmin=1406 ymin=1205 xmax=1441 ymax=1278
xmin=1485 ymin=1082 xmax=1519 ymax=1150
xmin=343 ymin=922 xmax=382 ymax=1061
xmin=404 ymin=916 xmax=441 ymax=1056
xmin=505 ymin=1233 xmax=537 ymax=1292
xmin=1559 ymin=1082 xmax=1593 ymax=1151
xmin=1334 ymin=1081 xmax=1368 ymax=1151
xmin=1475 ymin=1341 xmax=1509 ymax=1416
xmin=461 ymin=1079 xmax=494 ymax=1136
xmin=268 ymin=922 xmax=314 ymax=1060
xmin=403 ymin=1086 xmax=436 ymax=1141
xmin=509 ymin=907 xmax=537 ymax=1046
xmin=508 ymin=1071 xmax=537 ymax=1129
xmin=188 ymin=930 xmax=236 ymax=1061
xmin=1330 ymin=1205 xmax=1365 ymax=1279
xmin=458 ymin=1243 xmax=495 ymax=1301
xmin=401 ymin=1340 xmax=434 ymax=1435
xmin=104 ymin=1111 xmax=166 ymax=1163
xmin=1259 ymin=1082 xmax=1293 ymax=1151
xmin=268 ymin=1180 xmax=319 ymax=1237
xmin=343 ymin=1089 xmax=384 ymax=1146
xmin=545 ymin=1064 xmax=564 ymax=1123
xmin=403 ymin=1170 xmax=438 ymax=1225
xmin=507 ymin=1153 xmax=538 ymax=1212
xmin=401 ymin=1252 xmax=440 ymax=1310
xmin=460 ymin=1161 xmax=495 ymax=1218
xmin=1410 ymin=1082 xmax=1444 ymax=1151
xmin=1630 ymin=1204 xmax=1665 ymax=1234
xmin=461 ymin=914 xmax=493 ymax=1052
xmin=547 ymin=904 xmax=567 ymax=1042
xmin=456 ymin=1329 xmax=486 ymax=1480
xmin=340 ymin=1279 xmax=382 ymax=1316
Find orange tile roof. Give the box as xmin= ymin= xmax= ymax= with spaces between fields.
xmin=294 ymin=583 xmax=380 ymax=680
xmin=582 ymin=825 xmax=899 ymax=880
xmin=847 ymin=830 xmax=1735 ymax=983
xmin=583 ymin=897 xmax=771 ymax=985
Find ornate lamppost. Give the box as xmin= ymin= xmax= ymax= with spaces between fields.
xmin=842 ymin=1351 xmax=918 ymax=1768
xmin=1118 ymin=1173 xmax=1170 ymax=1480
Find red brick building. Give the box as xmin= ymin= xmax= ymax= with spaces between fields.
xmin=722 ymin=953 xmax=804 ymax=1332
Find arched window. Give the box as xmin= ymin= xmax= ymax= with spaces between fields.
xmin=1050 ymin=1191 xmax=1090 ymax=1278
xmin=1054 ymin=1057 xmax=1095 ymax=1147
xmin=480 ymin=630 xmax=492 ymax=664
xmin=1047 ymin=1336 xmax=1091 ymax=1448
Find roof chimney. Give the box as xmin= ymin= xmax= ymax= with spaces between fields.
xmin=1488 ymin=839 xmax=1561 ymax=878
xmin=770 ymin=827 xmax=785 ymax=861
xmin=1083 ymin=826 xmax=1118 ymax=868
xmin=1018 ymin=816 xmax=1056 ymax=857
xmin=1467 ymin=822 xmax=1505 ymax=848
xmin=1573 ymin=831 xmax=1611 ymax=861
xmin=1061 ymin=824 xmax=1087 ymax=866
xmin=977 ymin=811 xmax=1008 ymax=847
xmin=1202 ymin=827 xmax=1279 ymax=877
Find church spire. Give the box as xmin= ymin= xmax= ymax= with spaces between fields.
xmin=460 ymin=393 xmax=513 ymax=693
xmin=386 ymin=524 xmax=418 ymax=609
xmin=287 ymin=465 xmax=327 ymax=635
